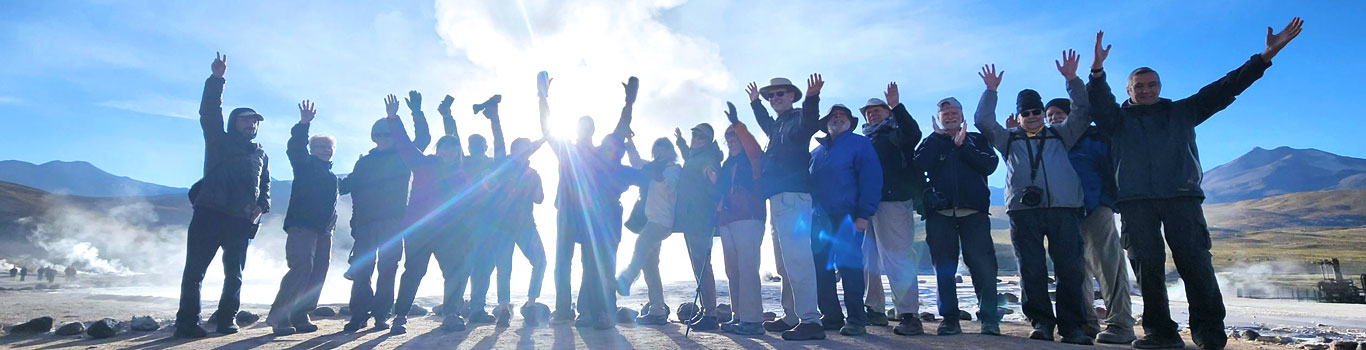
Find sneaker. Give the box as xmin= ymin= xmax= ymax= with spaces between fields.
xmin=372 ymin=318 xmax=390 ymax=331
xmin=173 ymin=324 xmax=208 ymax=338
xmin=1061 ymin=334 xmax=1095 ymax=346
xmin=342 ymin=319 xmax=368 ymax=333
xmin=440 ymin=315 xmax=467 ymax=332
xmin=389 ymin=317 xmax=408 ymax=335
xmin=272 ymin=325 xmax=297 ymax=336
xmin=635 ymin=313 xmax=668 ymax=325
xmin=1029 ymin=328 xmax=1055 ymax=341
xmin=936 ymin=319 xmax=961 ymax=335
xmin=1095 ymin=325 xmax=1137 ymax=344
xmin=763 ymin=318 xmax=795 ymax=333
xmin=980 ymin=322 xmax=1002 ymax=336
xmin=216 ymin=317 xmax=239 ymax=335
xmin=732 ymin=322 xmax=765 ymax=336
xmin=467 ymin=310 xmax=495 ymax=324
xmin=1132 ymin=333 xmax=1186 ymax=349
xmin=292 ymin=321 xmax=319 ymax=334
xmin=688 ymin=316 xmax=719 ymax=332
xmin=893 ymin=317 xmax=924 ymax=336
xmin=866 ymin=306 xmax=889 ymax=326
xmin=780 ymin=322 xmax=827 ymax=341
xmin=719 ymin=320 xmax=741 ymax=333
xmin=615 ymin=274 xmax=633 ymax=296
xmin=821 ymin=316 xmax=845 ymax=331
xmin=839 ymin=324 xmax=867 ymax=336
xmin=494 ymin=305 xmax=512 ymax=328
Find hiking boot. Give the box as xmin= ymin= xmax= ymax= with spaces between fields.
xmin=936 ymin=319 xmax=962 ymax=335
xmin=342 ymin=319 xmax=367 ymax=333
xmin=372 ymin=318 xmax=390 ymax=331
xmin=173 ymin=323 xmax=208 ymax=338
xmin=839 ymin=324 xmax=867 ymax=336
xmin=636 ymin=313 xmax=668 ymax=325
xmin=494 ymin=305 xmax=512 ymax=328
xmin=215 ymin=316 xmax=239 ymax=335
xmin=1061 ymin=333 xmax=1095 ymax=346
xmin=763 ymin=318 xmax=795 ymax=333
xmin=1132 ymin=333 xmax=1186 ymax=349
xmin=1029 ymin=328 xmax=1055 ymax=341
xmin=388 ymin=317 xmax=407 ymax=335
xmin=820 ymin=316 xmax=844 ymax=330
xmin=615 ymin=274 xmax=633 ymax=296
xmin=732 ymin=322 xmax=765 ymax=336
xmin=980 ymin=321 xmax=1002 ymax=336
xmin=272 ymin=325 xmax=297 ymax=336
xmin=866 ymin=306 xmax=889 ymax=326
xmin=1095 ymin=325 xmax=1137 ymax=344
xmin=780 ymin=322 xmax=827 ymax=341
xmin=893 ymin=317 xmax=924 ymax=336
xmin=719 ymin=319 xmax=741 ymax=333
xmin=292 ymin=321 xmax=319 ymax=334
xmin=689 ymin=316 xmax=720 ymax=331
xmin=440 ymin=315 xmax=466 ymax=332
xmin=467 ymin=310 xmax=495 ymax=324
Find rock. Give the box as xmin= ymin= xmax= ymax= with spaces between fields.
xmin=886 ymin=309 xmax=899 ymax=320
xmin=339 ymin=306 xmax=352 ymax=316
xmin=1094 ymin=306 xmax=1108 ymax=319
xmin=1243 ymin=329 xmax=1261 ymax=341
xmin=1000 ymin=307 xmax=1014 ymax=315
xmin=676 ymin=302 xmax=699 ymax=323
xmin=957 ymin=310 xmax=973 ymax=321
xmin=919 ymin=312 xmax=936 ymax=322
xmin=1002 ymin=292 xmax=1020 ymax=303
xmin=432 ymin=304 xmax=444 ymax=315
xmin=1332 ymin=340 xmax=1358 ymax=350
xmin=1302 ymin=344 xmax=1328 ymax=350
xmin=410 ymin=305 xmax=429 ymax=316
xmin=235 ymin=310 xmax=260 ymax=327
xmin=7 ymin=316 xmax=54 ymax=333
xmin=86 ymin=318 xmax=118 ymax=339
xmin=762 ymin=272 xmax=781 ymax=283
xmin=130 ymin=316 xmax=159 ymax=332
xmin=762 ymin=312 xmax=778 ymax=322
xmin=521 ymin=303 xmax=551 ymax=323
xmin=616 ymin=307 xmax=638 ymax=324
xmin=312 ymin=306 xmax=337 ymax=317
xmin=55 ymin=322 xmax=85 ymax=336
xmin=954 ymin=275 xmax=963 ymax=284
xmin=716 ymin=304 xmax=732 ymax=323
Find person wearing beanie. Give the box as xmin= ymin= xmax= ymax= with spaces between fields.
xmin=744 ymin=74 xmax=827 ymax=340
xmin=857 ymin=83 xmax=928 ymax=336
xmin=338 ymin=91 xmax=432 ymax=334
xmin=615 ymin=136 xmax=682 ymax=325
xmin=973 ymin=51 xmax=1094 ymax=345
xmin=1088 ymin=19 xmax=1302 ymax=349
xmin=176 ymin=52 xmax=272 ymax=338
xmin=670 ymin=121 xmax=726 ymax=330
xmin=1045 ymin=96 xmax=1137 ymax=344
xmin=809 ymin=101 xmax=883 ymax=337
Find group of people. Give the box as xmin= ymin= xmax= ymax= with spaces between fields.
xmin=171 ymin=18 xmax=1303 ymax=350
xmin=7 ymin=265 xmax=75 ymax=282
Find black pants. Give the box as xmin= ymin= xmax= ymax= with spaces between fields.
xmin=176 ymin=209 xmax=255 ymax=327
xmin=347 ymin=219 xmax=403 ymax=324
xmin=1008 ymin=208 xmax=1087 ymax=338
xmin=468 ymin=230 xmax=504 ymax=315
xmin=553 ymin=211 xmax=587 ymax=317
xmin=394 ymin=226 xmax=470 ymax=318
xmin=924 ymin=211 xmax=998 ymax=322
xmin=810 ymin=210 xmax=867 ymax=326
xmin=1118 ymin=198 xmax=1226 ymax=348
xmin=575 ymin=232 xmax=620 ymax=320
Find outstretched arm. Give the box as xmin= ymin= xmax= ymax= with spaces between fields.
xmin=1184 ymin=18 xmax=1299 ymax=125
xmin=481 ymin=95 xmax=507 ymax=159
xmin=1087 ymin=31 xmax=1121 ymax=133
xmin=614 ymin=76 xmax=639 ymax=138
xmin=200 ymin=52 xmax=228 ymax=145
xmin=801 ymin=73 xmax=824 ymax=135
xmin=287 ymin=100 xmax=316 ymax=169
xmin=973 ymin=65 xmax=1009 ymax=153
xmin=1054 ymin=49 xmax=1093 ymax=148
xmin=746 ymin=82 xmax=777 ymax=137
xmin=406 ymin=91 xmax=432 ymax=152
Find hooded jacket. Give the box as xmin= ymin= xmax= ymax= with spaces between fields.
xmin=751 ymin=96 xmax=822 ymax=198
xmin=715 ymin=122 xmax=766 ymax=226
xmin=673 ymin=139 xmax=723 ymax=234
xmin=192 ymin=76 xmax=270 ymax=222
xmin=914 ymin=131 xmax=998 ymax=213
xmin=282 ymin=123 xmax=339 ymax=234
xmin=809 ymin=130 xmax=883 ymax=220
xmin=975 ymin=77 xmax=1092 ymax=212
xmin=864 ymin=103 xmax=927 ymax=206
xmin=386 ymin=116 xmax=468 ymax=235
xmin=339 ymin=113 xmax=430 ymax=228
xmin=1087 ymin=54 xmax=1272 ymax=203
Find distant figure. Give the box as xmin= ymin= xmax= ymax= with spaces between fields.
xmin=45 ymin=268 xmax=56 ymax=283
xmin=65 ymin=266 xmax=76 ymax=280
xmin=8 ymin=267 xmax=16 ymax=279
xmin=19 ymin=267 xmax=28 ymax=281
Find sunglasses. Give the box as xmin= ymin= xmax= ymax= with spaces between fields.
xmin=1019 ymin=109 xmax=1044 ymax=117
xmin=761 ymin=90 xmax=789 ymax=100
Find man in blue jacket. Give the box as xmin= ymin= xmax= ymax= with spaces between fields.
xmin=1087 ymin=19 xmax=1302 ymax=350
xmin=809 ymin=102 xmax=883 ymax=337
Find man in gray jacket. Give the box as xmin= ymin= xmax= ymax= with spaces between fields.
xmin=974 ymin=50 xmax=1093 ymax=346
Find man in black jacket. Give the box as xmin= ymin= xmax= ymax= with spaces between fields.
xmin=266 ymin=100 xmax=339 ymax=336
xmin=1087 ymin=19 xmax=1302 ymax=350
xmin=912 ymin=97 xmax=1000 ymax=337
xmin=175 ymin=53 xmax=271 ymax=338
xmin=340 ymin=91 xmax=431 ymax=333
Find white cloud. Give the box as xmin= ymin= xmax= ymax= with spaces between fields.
xmin=97 ymin=96 xmax=199 ymax=120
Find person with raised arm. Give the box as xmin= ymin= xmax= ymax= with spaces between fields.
xmin=671 ymin=118 xmax=724 ymax=331
xmin=615 ymin=135 xmax=682 ymax=325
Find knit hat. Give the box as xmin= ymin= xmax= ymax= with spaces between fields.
xmin=1046 ymin=98 xmax=1072 ymax=115
xmin=759 ymin=77 xmax=802 ymax=103
xmin=1016 ymin=89 xmax=1044 ymax=114
xmin=858 ymin=98 xmax=891 ymax=116
xmin=690 ymin=123 xmax=715 ymax=141
xmin=937 ymin=97 xmax=962 ymax=112
xmin=370 ymin=118 xmax=391 ymax=136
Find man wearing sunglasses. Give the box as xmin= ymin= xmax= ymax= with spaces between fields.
xmin=744 ymin=75 xmax=825 ymax=340
xmin=973 ymin=50 xmax=1094 ymax=345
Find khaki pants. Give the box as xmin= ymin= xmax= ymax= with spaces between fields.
xmin=720 ymin=219 xmax=765 ymax=323
xmin=1080 ymin=206 xmax=1135 ymax=330
xmin=769 ymin=192 xmax=821 ymax=325
xmin=864 ymin=200 xmax=921 ymax=316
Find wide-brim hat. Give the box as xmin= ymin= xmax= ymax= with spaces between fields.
xmin=759 ymin=77 xmax=802 ymax=103
xmin=858 ymin=98 xmax=891 ymax=115
xmin=819 ymin=104 xmax=858 ymax=132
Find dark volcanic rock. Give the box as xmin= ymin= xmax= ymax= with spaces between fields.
xmin=55 ymin=322 xmax=85 ymax=336
xmin=86 ymin=318 xmax=118 ymax=339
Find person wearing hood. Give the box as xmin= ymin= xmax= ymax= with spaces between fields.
xmin=339 ymin=91 xmax=431 ymax=334
xmin=1045 ymin=97 xmax=1136 ymax=344
xmin=914 ymin=95 xmax=1000 ymax=337
xmin=857 ymin=82 xmax=928 ymax=336
xmin=386 ymin=92 xmax=486 ymax=335
xmin=745 ymin=74 xmax=826 ymax=341
xmin=974 ymin=51 xmax=1094 ymax=346
xmin=671 ymin=120 xmax=725 ymax=330
xmin=175 ymin=53 xmax=271 ymax=338
xmin=1088 ymin=19 xmax=1302 ymax=349
xmin=808 ymin=100 xmax=883 ymax=337
xmin=712 ymin=102 xmax=767 ymax=336
xmin=615 ymin=136 xmax=682 ymax=325
xmin=266 ymin=100 xmax=339 ymax=336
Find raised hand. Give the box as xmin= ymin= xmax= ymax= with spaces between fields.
xmin=931 ymin=115 xmax=946 ymax=135
xmin=806 ymin=73 xmax=824 ymax=97
xmin=537 ymin=71 xmax=553 ymax=98
xmin=1056 ymin=49 xmax=1080 ymax=80
xmin=1092 ymin=31 xmax=1111 ymax=70
xmin=384 ymin=94 xmax=400 ymax=117
xmin=745 ymin=82 xmax=760 ymax=102
xmin=405 ymin=90 xmax=422 ymax=112
xmin=725 ymin=101 xmax=739 ymax=124
xmin=885 ymin=82 xmax=900 ymax=108
xmin=437 ymin=95 xmax=454 ymax=116
xmin=623 ymin=76 xmax=640 ymax=104
xmin=674 ymin=127 xmax=685 ymax=142
xmin=953 ymin=123 xmax=967 ymax=146
xmin=978 ymin=64 xmax=1003 ymax=91
xmin=211 ymin=52 xmax=227 ymax=78
xmin=1262 ymin=17 xmax=1304 ymax=61
xmin=1005 ymin=113 xmax=1019 ymax=129
xmin=299 ymin=100 xmax=316 ymax=124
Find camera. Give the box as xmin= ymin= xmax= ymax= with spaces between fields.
xmin=472 ymin=94 xmax=503 ymax=114
xmin=1020 ymin=185 xmax=1044 ymax=207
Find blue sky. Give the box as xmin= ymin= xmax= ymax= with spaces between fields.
xmin=0 ymin=0 xmax=1361 ymax=189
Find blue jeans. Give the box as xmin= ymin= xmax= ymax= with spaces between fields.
xmin=176 ymin=209 xmax=254 ymax=327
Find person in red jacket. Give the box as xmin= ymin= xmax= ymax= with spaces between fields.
xmin=713 ymin=102 xmax=767 ymax=335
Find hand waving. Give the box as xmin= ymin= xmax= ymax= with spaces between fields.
xmin=623 ymin=76 xmax=640 ymax=104
xmin=1262 ymin=17 xmax=1304 ymax=61
xmin=299 ymin=100 xmax=316 ymax=124
xmin=211 ymin=52 xmax=227 ymax=78
xmin=1005 ymin=113 xmax=1019 ymax=129
xmin=1092 ymin=31 xmax=1111 ymax=70
xmin=978 ymin=64 xmax=1003 ymax=91
xmin=885 ymin=82 xmax=900 ymax=108
xmin=725 ymin=101 xmax=739 ymax=125
xmin=806 ymin=73 xmax=824 ymax=97
xmin=384 ymin=94 xmax=400 ymax=117
xmin=405 ymin=90 xmax=422 ymax=113
xmin=745 ymin=82 xmax=760 ymax=102
xmin=1056 ymin=49 xmax=1080 ymax=81
xmin=537 ymin=71 xmax=553 ymax=98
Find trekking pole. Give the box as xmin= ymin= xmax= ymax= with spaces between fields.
xmin=681 ymin=228 xmax=716 ymax=338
